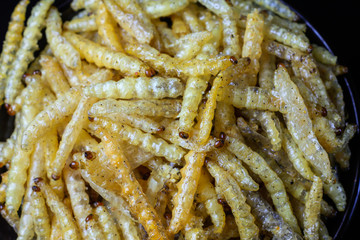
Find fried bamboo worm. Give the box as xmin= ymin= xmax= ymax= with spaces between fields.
xmin=31 ymin=189 xmax=51 ymax=240
xmin=169 ymin=151 xmax=206 ymax=234
xmin=63 ymin=14 xmax=97 ymax=32
xmin=46 ymin=7 xmax=81 ymax=69
xmin=87 ymin=126 xmax=169 ymax=240
xmin=36 ymin=180 xmax=81 ymax=240
xmin=198 ymin=73 xmax=229 ymax=144
xmin=123 ymin=39 xmax=241 ymax=78
xmin=218 ymin=86 xmax=286 ymax=112
xmin=6 ymin=81 xmax=53 ymax=219
xmin=206 ymin=160 xmax=259 ymax=240
xmin=39 ymin=55 xmax=71 ymax=97
xmin=84 ymin=77 xmax=184 ymax=99
xmin=64 ymin=165 xmax=104 ymax=239
xmin=50 ymin=96 xmax=96 ymax=180
xmin=0 ymin=0 xmax=29 ymax=106
xmin=242 ymin=9 xmax=265 ymax=74
xmin=18 ymin=139 xmax=48 ymax=240
xmin=63 ymin=31 xmax=154 ymax=77
xmin=304 ymin=176 xmax=323 ymax=240
xmin=90 ymin=117 xmax=186 ymax=164
xmin=103 ymin=0 xmax=154 ymax=44
xmin=105 ymin=112 xmax=165 ymax=134
xmin=5 ymin=0 xmax=54 ymax=106
xmin=94 ymin=204 xmax=121 ymax=240
xmin=195 ymin=167 xmax=226 ymax=233
xmin=245 ymin=190 xmax=302 ymax=240
xmin=198 ymin=0 xmax=242 ymax=58
xmin=274 ymin=64 xmax=332 ymax=183
xmin=253 ymin=0 xmax=299 ymax=21
xmin=21 ymin=88 xmax=81 ymax=151
xmin=226 ymin=136 xmax=300 ymax=233
xmin=95 ymin=1 xmax=123 ymax=52
xmin=139 ymin=0 xmax=190 ymax=19
xmin=211 ymin=149 xmax=259 ymax=191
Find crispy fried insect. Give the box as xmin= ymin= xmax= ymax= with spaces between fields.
xmin=0 ymin=113 xmax=21 ymax=167
xmin=94 ymin=204 xmax=121 ymax=240
xmin=96 ymin=2 xmax=123 ymax=52
xmin=253 ymin=0 xmax=299 ymax=21
xmin=105 ymin=203 xmax=141 ymax=240
xmin=274 ymin=64 xmax=332 ymax=183
xmin=64 ymin=31 xmax=152 ymax=77
xmin=169 ymin=151 xmax=206 ymax=234
xmin=36 ymin=181 xmax=81 ymax=240
xmin=103 ymin=0 xmax=154 ymax=44
xmin=17 ymin=139 xmax=47 ymax=240
xmin=157 ymin=119 xmax=219 ymax=152
xmin=106 ymin=112 xmax=165 ymax=134
xmin=199 ymin=0 xmax=241 ymax=57
xmin=89 ymin=99 xmax=182 ymax=118
xmin=31 ymin=189 xmax=51 ymax=240
xmin=213 ymin=101 xmax=243 ymax=140
xmin=245 ymin=190 xmax=302 ymax=240
xmin=71 ymin=0 xmax=99 ymax=11
xmin=209 ymin=149 xmax=259 ymax=191
xmin=123 ymin=39 xmax=243 ymax=78
xmin=242 ymin=9 xmax=264 ymax=74
xmin=46 ymin=7 xmax=82 ymax=69
xmin=206 ymin=160 xmax=259 ymax=240
xmin=6 ymin=83 xmax=53 ymax=219
xmin=145 ymin=158 xmax=180 ymax=206
xmin=281 ymin=125 xmax=315 ymax=181
xmin=258 ymin=48 xmax=276 ymax=90
xmin=90 ymin=117 xmax=186 ymax=164
xmin=241 ymin=109 xmax=282 ymax=151
xmin=265 ymin=24 xmax=310 ymax=52
xmin=50 ymin=96 xmax=96 ymax=179
xmin=5 ymin=0 xmax=54 ymax=105
xmin=195 ymin=167 xmax=226 ymax=233
xmin=174 ymin=31 xmax=213 ymax=60
xmin=63 ymin=14 xmax=97 ymax=32
xmin=84 ymin=77 xmax=184 ymax=99
xmin=312 ymin=44 xmax=337 ymax=66
xmin=39 ymin=55 xmax=71 ymax=97
xmin=64 ymin=165 xmax=104 ymax=239
xmin=218 ymin=86 xmax=286 ymax=112
xmin=304 ymin=176 xmax=323 ymax=240
xmin=139 ymin=0 xmax=190 ymax=18
xmin=0 ymin=0 xmax=29 ymax=106
xmin=88 ymin=126 xmax=169 ymax=240
xmin=21 ymin=88 xmax=81 ymax=151
xmin=226 ymin=136 xmax=300 ymax=233
xmin=198 ymin=73 xmax=229 ymax=144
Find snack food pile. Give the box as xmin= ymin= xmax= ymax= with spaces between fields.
xmin=0 ymin=0 xmax=357 ymax=239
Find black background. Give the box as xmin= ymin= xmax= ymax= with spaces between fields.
xmin=0 ymin=0 xmax=359 ymax=239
